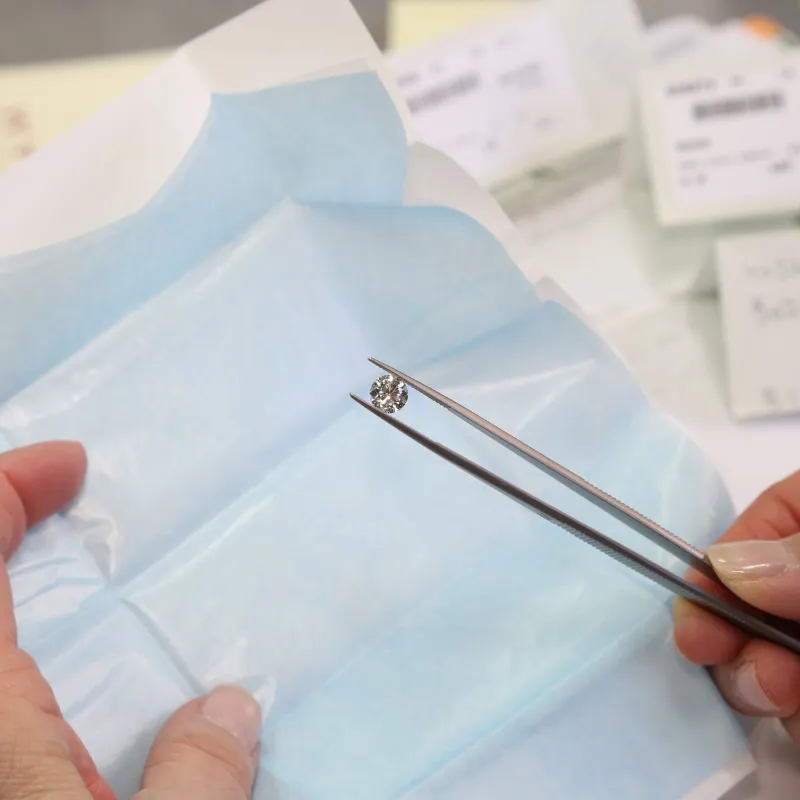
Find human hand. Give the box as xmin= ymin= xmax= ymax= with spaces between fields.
xmin=674 ymin=469 xmax=800 ymax=741
xmin=0 ymin=441 xmax=262 ymax=799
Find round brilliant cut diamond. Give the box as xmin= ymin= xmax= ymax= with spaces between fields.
xmin=369 ymin=373 xmax=408 ymax=414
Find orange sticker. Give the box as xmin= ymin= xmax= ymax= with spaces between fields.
xmin=742 ymin=15 xmax=782 ymax=40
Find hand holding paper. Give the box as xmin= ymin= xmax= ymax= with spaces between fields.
xmin=0 ymin=443 xmax=260 ymax=800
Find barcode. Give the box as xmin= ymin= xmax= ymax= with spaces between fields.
xmin=406 ymin=73 xmax=481 ymax=114
xmin=693 ymin=92 xmax=784 ymax=120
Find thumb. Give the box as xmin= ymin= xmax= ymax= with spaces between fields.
xmin=135 ymin=685 xmax=262 ymax=800
xmin=708 ymin=531 xmax=800 ymax=620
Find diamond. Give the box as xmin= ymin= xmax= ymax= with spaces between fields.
xmin=369 ymin=373 xmax=409 ymax=414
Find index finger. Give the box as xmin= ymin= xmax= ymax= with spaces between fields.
xmin=0 ymin=441 xmax=87 ymax=643
xmin=675 ymin=469 xmax=800 ymax=665
xmin=0 ymin=441 xmax=87 ymax=556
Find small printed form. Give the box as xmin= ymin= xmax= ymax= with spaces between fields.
xmin=716 ymin=227 xmax=800 ymax=419
xmin=389 ymin=5 xmax=591 ymax=187
xmin=640 ymin=54 xmax=800 ymax=226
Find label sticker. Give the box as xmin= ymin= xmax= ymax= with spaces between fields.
xmin=715 ymin=228 xmax=800 ymax=419
xmin=641 ymin=56 xmax=800 ymax=225
xmin=389 ymin=8 xmax=590 ymax=187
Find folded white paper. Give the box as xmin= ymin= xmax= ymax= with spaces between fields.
xmin=637 ymin=52 xmax=800 ymax=227
xmin=387 ymin=0 xmax=644 ymax=189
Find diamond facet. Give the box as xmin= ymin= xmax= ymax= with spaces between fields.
xmin=369 ymin=373 xmax=408 ymax=414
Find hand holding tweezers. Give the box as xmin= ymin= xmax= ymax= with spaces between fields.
xmin=351 ymin=358 xmax=800 ymax=657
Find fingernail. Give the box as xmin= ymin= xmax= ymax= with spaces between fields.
xmin=202 ymin=685 xmax=262 ymax=752
xmin=730 ymin=661 xmax=780 ymax=714
xmin=707 ymin=539 xmax=800 ymax=581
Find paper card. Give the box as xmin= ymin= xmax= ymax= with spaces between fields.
xmin=387 ymin=0 xmax=644 ymax=188
xmin=621 ymin=15 xmax=793 ymax=193
xmin=716 ymin=227 xmax=800 ymax=419
xmin=638 ymin=53 xmax=800 ymax=227
xmin=0 ymin=51 xmax=168 ymax=174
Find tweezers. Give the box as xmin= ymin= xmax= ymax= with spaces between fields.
xmin=351 ymin=358 xmax=800 ymax=656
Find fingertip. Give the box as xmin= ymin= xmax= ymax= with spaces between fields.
xmin=55 ymin=440 xmax=88 ymax=471
xmin=202 ymin=684 xmax=263 ymax=756
xmin=713 ymin=641 xmax=800 ymax=718
xmin=753 ymin=645 xmax=800 ymax=717
xmin=0 ymin=441 xmax=87 ymax=531
xmin=39 ymin=441 xmax=88 ymax=499
xmin=138 ymin=684 xmax=263 ymax=799
xmin=673 ymin=597 xmax=747 ymax=665
xmin=39 ymin=439 xmax=88 ymax=479
xmin=707 ymin=534 xmax=800 ymax=619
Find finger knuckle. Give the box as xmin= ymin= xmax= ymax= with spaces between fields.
xmin=146 ymin=726 xmax=252 ymax=798
xmin=0 ymin=647 xmax=59 ymax=714
xmin=0 ymin=726 xmax=80 ymax=799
